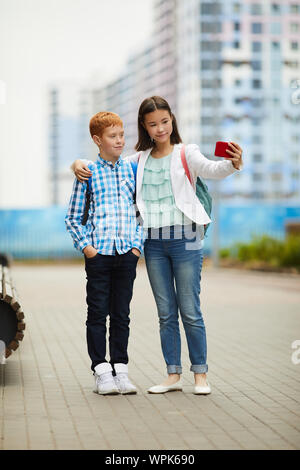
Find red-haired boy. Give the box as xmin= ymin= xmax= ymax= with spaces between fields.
xmin=65 ymin=112 xmax=144 ymax=395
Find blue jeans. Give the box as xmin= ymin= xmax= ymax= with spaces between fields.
xmin=144 ymin=226 xmax=208 ymax=374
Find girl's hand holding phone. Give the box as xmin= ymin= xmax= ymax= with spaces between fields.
xmin=225 ymin=142 xmax=243 ymax=170
xmin=215 ymin=141 xmax=243 ymax=170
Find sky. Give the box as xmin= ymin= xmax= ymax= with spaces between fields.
xmin=0 ymin=0 xmax=154 ymax=208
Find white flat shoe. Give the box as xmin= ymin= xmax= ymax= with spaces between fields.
xmin=193 ymin=382 xmax=211 ymax=395
xmin=147 ymin=380 xmax=183 ymax=394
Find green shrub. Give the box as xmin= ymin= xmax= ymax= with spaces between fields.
xmin=219 ymin=248 xmax=230 ymax=259
xmin=281 ymin=235 xmax=300 ymax=267
xmin=220 ymin=234 xmax=300 ymax=270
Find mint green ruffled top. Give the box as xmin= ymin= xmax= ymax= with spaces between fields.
xmin=142 ymin=153 xmax=193 ymax=228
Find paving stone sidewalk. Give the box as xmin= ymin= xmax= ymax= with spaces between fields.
xmin=1 ymin=261 xmax=300 ymax=450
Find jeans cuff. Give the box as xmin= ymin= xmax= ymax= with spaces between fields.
xmin=190 ymin=364 xmax=208 ymax=373
xmin=167 ymin=365 xmax=182 ymax=374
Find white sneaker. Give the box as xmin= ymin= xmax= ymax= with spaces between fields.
xmin=94 ymin=362 xmax=119 ymax=395
xmin=114 ymin=363 xmax=137 ymax=395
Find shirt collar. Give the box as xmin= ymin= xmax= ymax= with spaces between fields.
xmin=97 ymin=153 xmax=123 ymax=168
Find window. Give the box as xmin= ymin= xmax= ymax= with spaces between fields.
xmin=253 ymin=173 xmax=263 ymax=182
xmin=271 ymin=22 xmax=281 ymax=34
xmin=290 ymin=23 xmax=300 ymax=32
xmin=202 ymin=98 xmax=222 ymax=107
xmin=292 ymin=153 xmax=300 ymax=162
xmin=252 ymin=60 xmax=262 ymax=70
xmin=201 ymin=116 xmax=214 ymax=125
xmin=253 ymin=153 xmax=263 ymax=162
xmin=252 ymin=23 xmax=263 ymax=33
xmin=252 ymin=41 xmax=262 ymax=52
xmin=233 ymin=22 xmax=240 ymax=31
xmin=201 ymin=41 xmax=222 ymax=52
xmin=252 ymin=98 xmax=263 ymax=107
xmin=290 ymin=4 xmax=300 ymax=13
xmin=201 ymin=3 xmax=222 ymax=15
xmin=252 ymin=79 xmax=262 ymax=89
xmin=271 ymin=3 xmax=280 ymax=14
xmin=201 ymin=136 xmax=215 ymax=144
xmin=251 ymin=4 xmax=262 ymax=15
xmin=291 ymin=41 xmax=299 ymax=50
xmin=252 ymin=117 xmax=262 ymax=126
xmin=287 ymin=61 xmax=299 ymax=68
xmin=252 ymin=191 xmax=265 ymax=198
xmin=272 ymin=41 xmax=280 ymax=49
xmin=201 ymin=22 xmax=222 ymax=33
xmin=233 ymin=40 xmax=240 ymax=48
xmin=235 ymin=79 xmax=242 ymax=86
xmin=271 ymin=173 xmax=282 ymax=182
xmin=201 ymin=60 xmax=213 ymax=70
xmin=233 ymin=3 xmax=241 ymax=13
xmin=201 ymin=79 xmax=222 ymax=88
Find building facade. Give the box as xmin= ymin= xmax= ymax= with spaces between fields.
xmin=49 ymin=0 xmax=300 ymax=204
xmin=176 ymin=0 xmax=300 ymax=200
xmin=48 ymin=81 xmax=94 ymax=205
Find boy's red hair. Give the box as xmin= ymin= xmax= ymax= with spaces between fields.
xmin=89 ymin=111 xmax=123 ymax=138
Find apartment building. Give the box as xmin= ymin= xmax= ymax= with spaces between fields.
xmin=49 ymin=0 xmax=300 ymax=203
xmin=176 ymin=0 xmax=300 ymax=199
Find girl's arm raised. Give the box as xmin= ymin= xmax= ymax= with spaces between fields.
xmin=186 ymin=143 xmax=243 ymax=180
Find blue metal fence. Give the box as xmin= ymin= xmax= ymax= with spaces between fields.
xmin=0 ymin=204 xmax=299 ymax=259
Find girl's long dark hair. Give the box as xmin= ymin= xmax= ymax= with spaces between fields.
xmin=135 ymin=96 xmax=182 ymax=151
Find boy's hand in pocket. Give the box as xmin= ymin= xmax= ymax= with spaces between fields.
xmin=131 ymin=248 xmax=140 ymax=258
xmin=83 ymin=246 xmax=98 ymax=258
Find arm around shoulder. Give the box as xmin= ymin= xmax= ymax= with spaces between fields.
xmin=71 ymin=158 xmax=94 ymax=182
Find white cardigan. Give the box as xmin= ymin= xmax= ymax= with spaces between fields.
xmin=126 ymin=143 xmax=240 ymax=226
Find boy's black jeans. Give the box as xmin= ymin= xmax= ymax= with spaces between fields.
xmin=84 ymin=250 xmax=139 ymax=372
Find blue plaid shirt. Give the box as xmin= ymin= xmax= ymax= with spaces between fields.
xmin=65 ymin=154 xmax=145 ymax=255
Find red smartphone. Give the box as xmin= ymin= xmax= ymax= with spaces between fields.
xmin=214 ymin=141 xmax=231 ymax=158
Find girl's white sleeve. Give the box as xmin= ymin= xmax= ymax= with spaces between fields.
xmin=124 ymin=152 xmax=140 ymax=163
xmin=186 ymin=144 xmax=241 ymax=180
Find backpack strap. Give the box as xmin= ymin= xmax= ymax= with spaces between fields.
xmin=81 ymin=173 xmax=92 ymax=226
xmin=180 ymin=144 xmax=208 ymax=231
xmin=180 ymin=144 xmax=192 ymax=185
